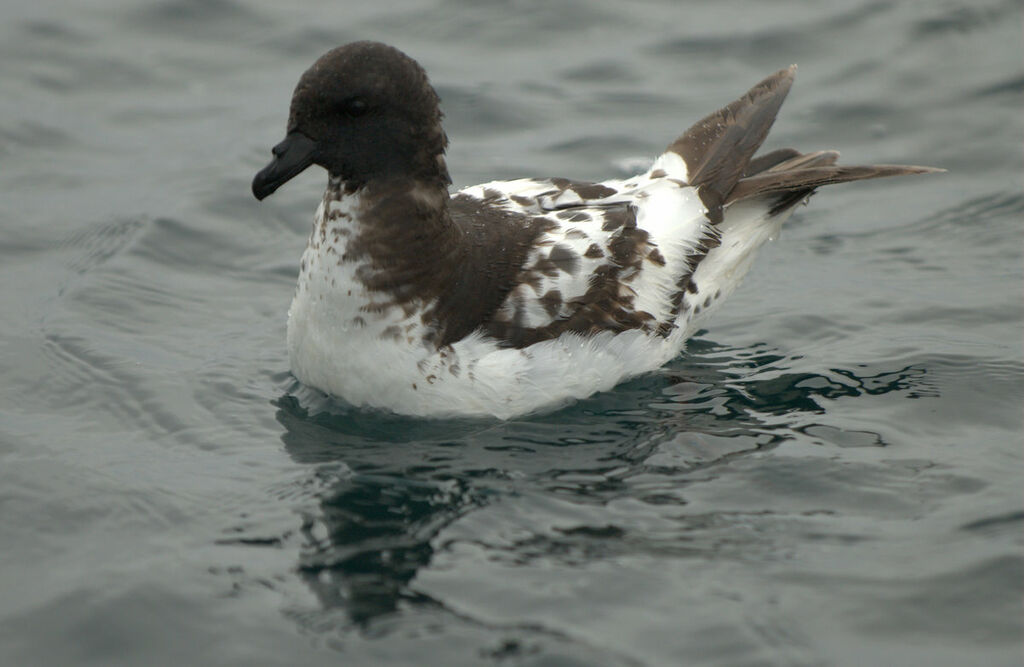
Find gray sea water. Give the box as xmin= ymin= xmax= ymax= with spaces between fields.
xmin=1 ymin=1 xmax=1021 ymax=665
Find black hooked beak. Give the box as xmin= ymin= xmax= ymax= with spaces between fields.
xmin=251 ymin=131 xmax=319 ymax=200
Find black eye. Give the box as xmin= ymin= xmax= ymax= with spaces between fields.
xmin=342 ymin=97 xmax=369 ymax=118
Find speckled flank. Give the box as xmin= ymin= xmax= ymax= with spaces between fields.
xmin=481 ymin=198 xmax=664 ymax=348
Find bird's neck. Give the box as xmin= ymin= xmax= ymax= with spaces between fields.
xmin=321 ymin=174 xmax=463 ymax=309
xmin=314 ymin=173 xmax=541 ymax=349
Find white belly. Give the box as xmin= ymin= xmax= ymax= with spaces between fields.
xmin=288 ymin=279 xmax=682 ymax=419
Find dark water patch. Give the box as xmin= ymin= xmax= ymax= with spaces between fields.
xmin=819 ymin=59 xmax=879 ymax=84
xmin=0 ymin=587 xmax=218 ymax=666
xmin=960 ymin=510 xmax=1024 ymax=538
xmin=279 ymin=391 xmax=666 ymax=489
xmin=436 ymin=85 xmax=543 ymax=136
xmin=899 ymin=355 xmax=1024 ymax=431
xmin=256 ymin=26 xmax=366 ymax=59
xmin=686 ymin=453 xmax=987 ymax=518
xmin=126 ymin=0 xmax=265 ymax=33
xmin=890 ymin=303 xmax=1024 ymax=327
xmin=586 ymin=89 xmax=678 ymax=114
xmin=911 ymin=2 xmax=1012 ymax=38
xmin=284 ymin=600 xmax=641 ymax=667
xmin=0 ymin=121 xmax=77 ymax=154
xmin=451 ymin=502 xmax=867 ymax=572
xmin=770 ymin=314 xmax=866 ymax=344
xmin=800 ymin=556 xmax=1023 ymax=643
xmin=665 ymin=349 xmax=939 ymax=423
xmin=216 ymin=533 xmax=288 ymax=548
xmin=374 ymin=0 xmax=621 ymax=43
xmin=199 ymin=185 xmax=294 ymax=231
xmin=276 ymin=393 xmax=496 ymax=453
xmin=559 ymin=60 xmax=636 ymax=84
xmin=916 ymin=190 xmax=1024 ymax=233
xmin=109 ymin=103 xmax=230 ymax=126
xmin=277 ymin=459 xmax=485 ymax=630
xmin=130 ymin=216 xmax=266 ymax=274
xmin=471 ymin=521 xmax=634 ymax=567
xmin=496 ymin=419 xmax=638 ymax=451
xmin=295 ymin=473 xmax=477 ymax=624
xmin=62 ymin=268 xmax=203 ymax=336
xmin=12 ymin=39 xmax=164 ymax=94
xmin=728 ymin=364 xmax=928 ymax=414
xmin=971 ymin=72 xmax=1024 ymax=99
xmin=0 ymin=227 xmax=69 ymax=259
xmin=826 ymin=190 xmax=1022 ymax=266
xmin=650 ymin=1 xmax=894 ymax=60
xmin=22 ymin=19 xmax=89 ymax=42
xmin=807 ymin=100 xmax=899 ymax=124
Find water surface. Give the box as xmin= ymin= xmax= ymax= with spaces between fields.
xmin=1 ymin=1 xmax=1021 ymax=665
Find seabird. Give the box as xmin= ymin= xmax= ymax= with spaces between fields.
xmin=252 ymin=41 xmax=940 ymax=419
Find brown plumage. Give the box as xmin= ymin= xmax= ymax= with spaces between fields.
xmin=667 ymin=66 xmax=942 ymax=224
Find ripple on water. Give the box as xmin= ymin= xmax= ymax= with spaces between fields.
xmin=649 ymin=1 xmax=894 ymax=60
xmin=911 ymin=2 xmax=1013 ymax=38
xmin=125 ymin=0 xmax=266 ymax=32
xmin=1 ymin=1 xmax=1020 ymax=664
xmin=58 ymin=218 xmax=144 ymax=272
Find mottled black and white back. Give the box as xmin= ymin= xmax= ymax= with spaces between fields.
xmin=252 ymin=41 xmax=940 ymax=419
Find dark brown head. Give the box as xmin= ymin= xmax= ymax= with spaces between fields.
xmin=252 ymin=41 xmax=449 ymax=200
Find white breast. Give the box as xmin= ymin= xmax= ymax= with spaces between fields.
xmin=287 ymin=193 xmax=434 ymax=408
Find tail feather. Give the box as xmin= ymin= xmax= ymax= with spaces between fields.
xmin=761 ymin=149 xmax=840 ymax=172
xmin=743 ymin=148 xmax=803 ymax=176
xmin=664 ymin=66 xmax=943 ymax=223
xmin=727 ymin=164 xmax=944 ymax=210
xmin=666 ymin=65 xmax=797 ymax=223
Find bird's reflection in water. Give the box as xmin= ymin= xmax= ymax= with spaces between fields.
xmin=274 ymin=336 xmax=935 ymax=631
